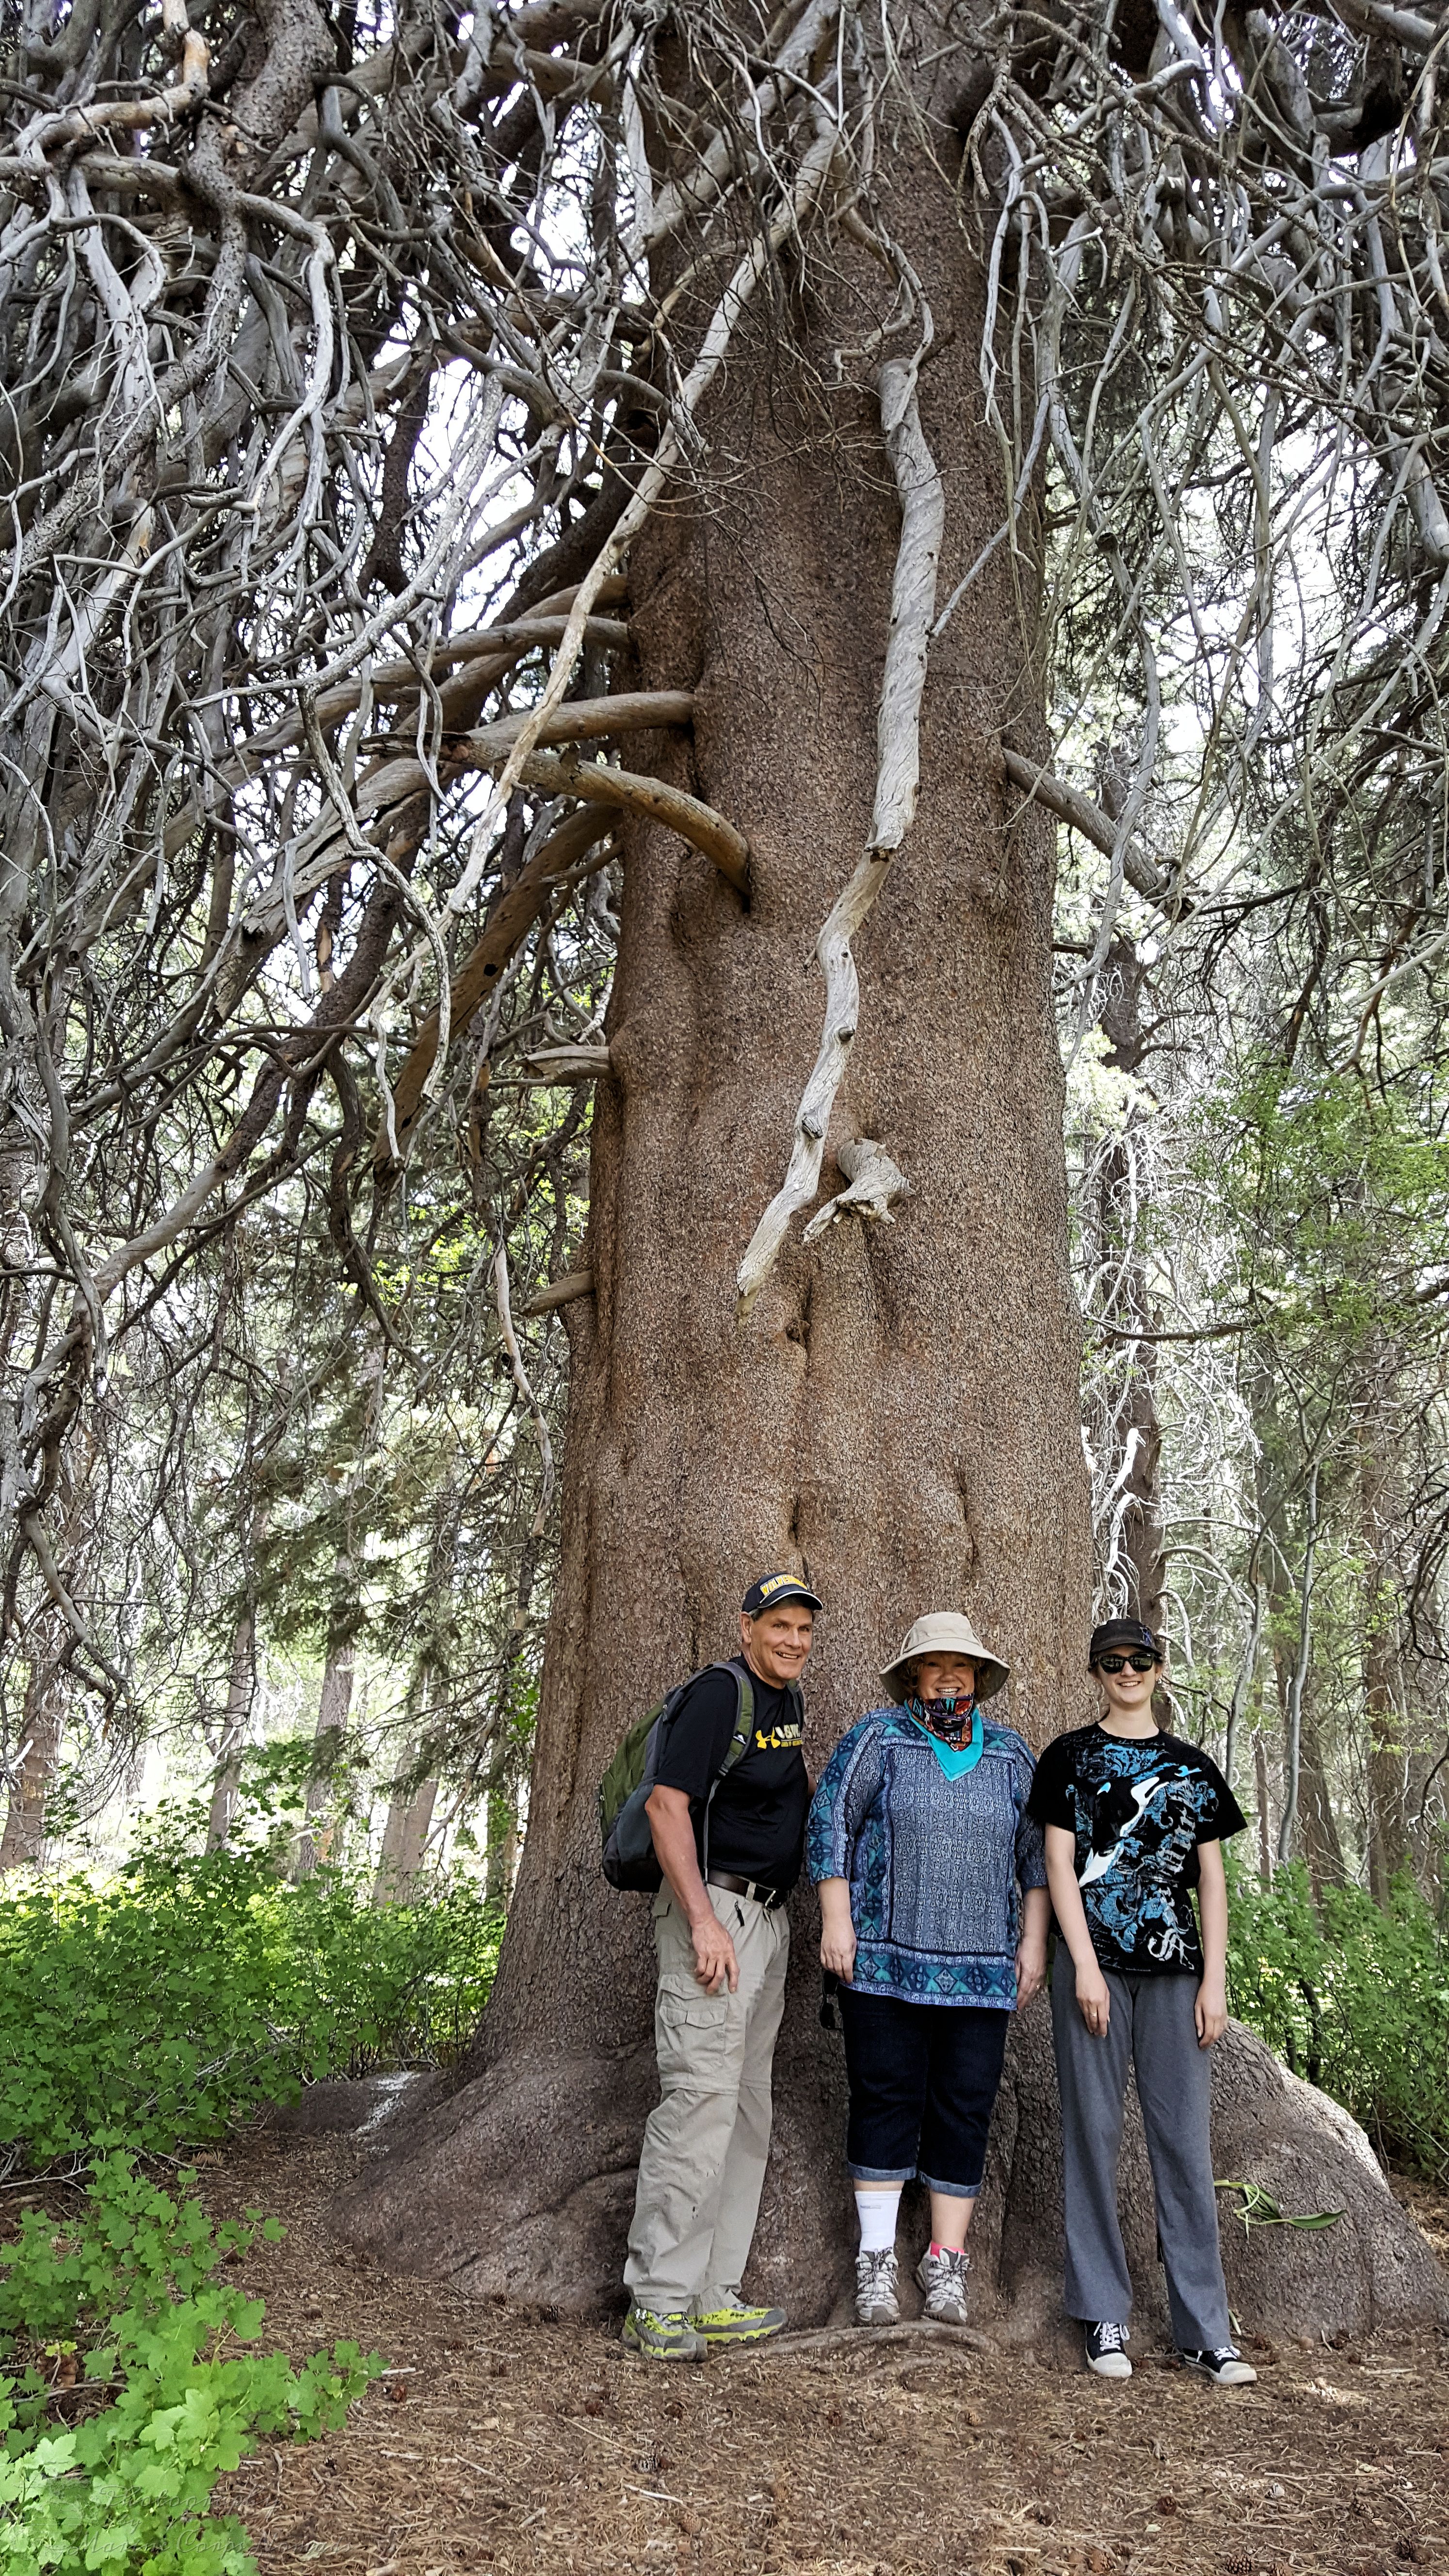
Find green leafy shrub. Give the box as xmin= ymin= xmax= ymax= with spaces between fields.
xmin=0 ymin=1841 xmax=503 ymax=2174
xmin=0 ymin=2155 xmax=380 ymax=2574
xmin=1228 ymin=1860 xmax=1449 ymax=2180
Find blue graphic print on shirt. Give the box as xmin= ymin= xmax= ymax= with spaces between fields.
xmin=1027 ymin=1725 xmax=1246 ymax=1976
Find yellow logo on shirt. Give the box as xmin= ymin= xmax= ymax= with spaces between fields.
xmin=756 ymin=1724 xmax=803 ymax=1751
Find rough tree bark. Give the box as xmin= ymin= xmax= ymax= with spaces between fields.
xmin=339 ymin=53 xmax=1445 ymax=2339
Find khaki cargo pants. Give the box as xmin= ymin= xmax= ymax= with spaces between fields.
xmin=623 ymin=1883 xmax=790 ymax=2317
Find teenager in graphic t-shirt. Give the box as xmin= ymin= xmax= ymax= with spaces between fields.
xmin=1028 ymin=1618 xmax=1256 ymax=2389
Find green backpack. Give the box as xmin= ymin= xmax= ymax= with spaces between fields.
xmin=599 ymin=1660 xmax=760 ymax=1891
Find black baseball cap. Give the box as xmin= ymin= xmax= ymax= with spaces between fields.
xmin=1089 ymin=1617 xmax=1162 ymax=1667
xmin=742 ymin=1572 xmax=823 ymax=1617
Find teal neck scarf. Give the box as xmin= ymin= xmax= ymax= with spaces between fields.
xmin=903 ymin=1696 xmax=986 ymax=1780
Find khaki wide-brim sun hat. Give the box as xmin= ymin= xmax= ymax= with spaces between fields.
xmin=880 ymin=1611 xmax=1010 ymax=1704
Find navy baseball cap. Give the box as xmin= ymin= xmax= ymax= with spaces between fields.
xmin=742 ymin=1571 xmax=823 ymax=1617
xmin=1089 ymin=1617 xmax=1162 ymax=1666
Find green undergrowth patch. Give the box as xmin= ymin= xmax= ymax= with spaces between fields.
xmin=0 ymin=2154 xmax=381 ymax=2574
xmin=0 ymin=1824 xmax=503 ymax=2175
xmin=1227 ymin=1860 xmax=1449 ymax=2182
xmin=0 ymin=1775 xmax=508 ymax=2566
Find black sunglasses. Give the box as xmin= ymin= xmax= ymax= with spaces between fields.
xmin=1095 ymin=1650 xmax=1160 ymax=1675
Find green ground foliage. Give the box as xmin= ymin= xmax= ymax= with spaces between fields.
xmin=0 ymin=1822 xmax=503 ymax=2174
xmin=0 ymin=1786 xmax=505 ymax=2573
xmin=0 ymin=2157 xmax=379 ymax=2575
xmin=1227 ymin=1861 xmax=1449 ymax=2182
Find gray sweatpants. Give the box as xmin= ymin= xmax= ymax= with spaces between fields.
xmin=624 ymin=1884 xmax=789 ymax=2317
xmin=1050 ymin=1948 xmax=1230 ymax=2351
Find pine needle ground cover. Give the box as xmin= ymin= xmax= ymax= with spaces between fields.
xmin=201 ymin=2128 xmax=1449 ymax=2576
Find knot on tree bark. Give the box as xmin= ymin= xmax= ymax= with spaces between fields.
xmin=802 ymin=1137 xmax=912 ymax=1243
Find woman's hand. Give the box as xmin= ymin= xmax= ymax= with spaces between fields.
xmin=817 ymin=1877 xmax=856 ymax=1982
xmin=1011 ymin=1937 xmax=1041 ymax=2009
xmin=1194 ymin=1842 xmax=1229 ymax=2049
xmin=1014 ymin=1935 xmax=1047 ymax=2012
xmin=1194 ymin=1979 xmax=1227 ymax=2048
xmin=1075 ymin=1959 xmax=1111 ymax=2037
xmin=1014 ymin=1888 xmax=1051 ymax=2012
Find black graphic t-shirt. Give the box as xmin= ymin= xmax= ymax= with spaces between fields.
xmin=652 ymin=1659 xmax=809 ymax=1892
xmin=1027 ymin=1725 xmax=1246 ymax=1975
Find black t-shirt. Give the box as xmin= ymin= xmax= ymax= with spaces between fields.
xmin=1027 ymin=1723 xmax=1246 ymax=1976
xmin=651 ymin=1659 xmax=809 ymax=1893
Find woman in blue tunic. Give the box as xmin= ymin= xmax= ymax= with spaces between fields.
xmin=808 ymin=1611 xmax=1049 ymax=2327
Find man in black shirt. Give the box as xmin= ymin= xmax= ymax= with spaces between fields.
xmin=621 ymin=1573 xmax=818 ymax=2362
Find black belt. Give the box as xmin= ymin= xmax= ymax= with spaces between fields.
xmin=707 ymin=1870 xmax=788 ymax=1912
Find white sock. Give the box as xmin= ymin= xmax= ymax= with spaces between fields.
xmin=854 ymin=2186 xmax=902 ymax=2253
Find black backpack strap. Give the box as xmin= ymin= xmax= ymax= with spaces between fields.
xmin=714 ymin=1662 xmax=756 ymax=1785
xmin=701 ymin=1659 xmax=755 ymax=1881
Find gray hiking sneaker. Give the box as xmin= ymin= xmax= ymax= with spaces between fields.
xmin=915 ymin=2245 xmax=970 ymax=2325
xmin=1084 ymin=2319 xmax=1132 ymax=2379
xmin=622 ymin=2304 xmax=705 ymax=2361
xmin=855 ymin=2247 xmax=900 ymax=2326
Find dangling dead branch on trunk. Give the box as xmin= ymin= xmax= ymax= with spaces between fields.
xmin=736 ymin=338 xmax=946 ymax=1318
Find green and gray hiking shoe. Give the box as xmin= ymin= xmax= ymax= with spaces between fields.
xmin=691 ymin=2300 xmax=788 ymax=2348
xmin=622 ymin=2304 xmax=705 ymax=2361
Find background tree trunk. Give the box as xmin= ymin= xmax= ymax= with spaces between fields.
xmin=0 ymin=1635 xmax=64 ymax=1870
xmin=1095 ymin=937 xmax=1165 ymax=1631
xmin=294 ymin=1557 xmax=358 ymax=1879
xmin=483 ymin=1773 xmax=520 ymax=1911
xmin=1360 ymin=1417 xmax=1411 ymax=1900
xmin=373 ymin=1658 xmax=441 ymax=1903
xmin=205 ymin=1602 xmax=258 ymax=1852
xmin=338 ymin=111 xmax=1445 ymax=2339
xmin=372 ymin=1763 xmax=439 ymax=1903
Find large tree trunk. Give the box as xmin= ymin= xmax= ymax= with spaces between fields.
xmin=338 ymin=82 xmax=1445 ymax=2338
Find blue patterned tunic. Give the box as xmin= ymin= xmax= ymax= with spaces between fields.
xmin=806 ymin=1706 xmax=1047 ymax=2008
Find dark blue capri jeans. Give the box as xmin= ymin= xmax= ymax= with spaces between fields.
xmin=837 ymin=1988 xmax=1010 ymax=2197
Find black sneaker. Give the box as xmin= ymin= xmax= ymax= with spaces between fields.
xmin=1178 ymin=2344 xmax=1256 ymax=2385
xmin=1084 ymin=2319 xmax=1132 ymax=2379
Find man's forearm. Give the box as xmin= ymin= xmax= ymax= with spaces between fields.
xmin=647 ymin=1791 xmax=714 ymax=1924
